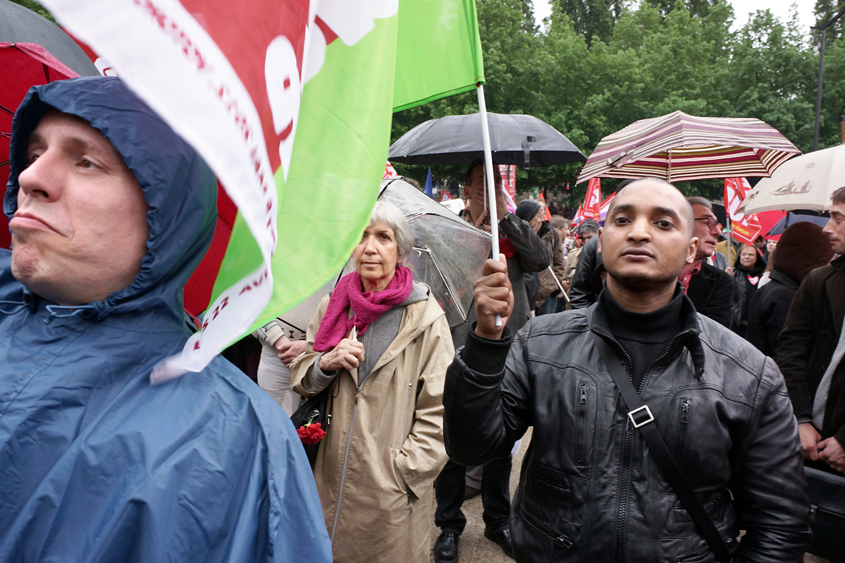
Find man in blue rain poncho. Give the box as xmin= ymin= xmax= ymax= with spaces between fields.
xmin=0 ymin=77 xmax=332 ymax=562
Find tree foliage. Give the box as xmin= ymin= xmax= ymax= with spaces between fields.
xmin=392 ymin=0 xmax=831 ymax=204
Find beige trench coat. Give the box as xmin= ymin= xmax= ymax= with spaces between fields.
xmin=290 ymin=288 xmax=453 ymax=563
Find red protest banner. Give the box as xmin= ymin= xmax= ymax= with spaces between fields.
xmin=724 ymin=177 xmax=762 ymax=245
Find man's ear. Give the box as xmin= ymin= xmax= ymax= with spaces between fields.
xmin=596 ymin=227 xmax=604 ymax=254
xmin=687 ymin=236 xmax=699 ymax=264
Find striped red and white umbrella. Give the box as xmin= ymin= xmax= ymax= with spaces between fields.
xmin=576 ymin=111 xmax=800 ymax=184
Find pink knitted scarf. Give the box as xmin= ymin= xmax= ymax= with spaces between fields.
xmin=313 ymin=266 xmax=414 ymax=352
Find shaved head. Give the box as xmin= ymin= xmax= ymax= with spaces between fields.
xmin=609 ymin=178 xmax=694 ymax=236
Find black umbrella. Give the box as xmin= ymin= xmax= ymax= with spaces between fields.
xmin=765 ymin=212 xmax=829 ymax=237
xmin=388 ymin=112 xmax=585 ymax=168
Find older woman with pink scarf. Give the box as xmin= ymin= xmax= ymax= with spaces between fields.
xmin=290 ymin=201 xmax=454 ymax=563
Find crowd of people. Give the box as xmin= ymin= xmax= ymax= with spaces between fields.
xmin=1 ymin=76 xmax=843 ymax=563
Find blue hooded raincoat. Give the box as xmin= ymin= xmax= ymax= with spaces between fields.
xmin=0 ymin=77 xmax=331 ymax=562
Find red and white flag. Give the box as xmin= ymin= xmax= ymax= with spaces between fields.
xmin=582 ymin=178 xmax=601 ymax=220
xmin=440 ymin=190 xmax=452 ymax=202
xmin=572 ymin=204 xmax=584 ymax=225
xmin=724 ymin=177 xmax=762 ymax=245
xmin=498 ymin=164 xmax=516 ymax=201
xmin=383 ymin=162 xmax=399 ymax=179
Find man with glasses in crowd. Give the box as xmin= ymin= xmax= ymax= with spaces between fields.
xmin=681 ymin=197 xmax=735 ymax=327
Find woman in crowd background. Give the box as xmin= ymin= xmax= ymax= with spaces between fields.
xmin=290 ymin=202 xmax=454 ymax=563
xmin=729 ymin=244 xmax=767 ymax=337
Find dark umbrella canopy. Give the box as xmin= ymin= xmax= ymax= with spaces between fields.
xmin=1 ymin=0 xmax=100 ymax=250
xmin=765 ymin=212 xmax=829 ymax=237
xmin=388 ymin=112 xmax=585 ymax=168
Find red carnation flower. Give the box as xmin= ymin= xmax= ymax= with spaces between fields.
xmin=297 ymin=422 xmax=326 ymax=445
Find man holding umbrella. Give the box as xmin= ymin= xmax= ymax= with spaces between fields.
xmin=434 ymin=161 xmax=551 ymax=562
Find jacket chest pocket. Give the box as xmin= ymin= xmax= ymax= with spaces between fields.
xmin=533 ymin=373 xmax=599 ymax=475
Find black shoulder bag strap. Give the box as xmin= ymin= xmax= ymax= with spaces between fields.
xmin=592 ymin=334 xmax=732 ymax=563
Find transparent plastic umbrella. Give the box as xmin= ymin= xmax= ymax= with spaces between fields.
xmin=379 ymin=178 xmax=491 ymax=327
xmin=274 ymin=178 xmax=491 ymax=335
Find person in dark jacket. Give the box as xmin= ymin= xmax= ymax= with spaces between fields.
xmin=746 ymin=223 xmax=833 ymax=357
xmin=444 ymin=178 xmax=811 ymax=562
xmin=515 ymin=200 xmax=545 ymax=313
xmin=778 ymin=186 xmax=845 ymax=475
xmin=680 ymin=197 xmax=735 ymax=327
xmin=0 ymin=77 xmax=331 ymax=562
xmin=435 ymin=163 xmax=552 ymax=562
xmin=729 ymin=245 xmax=767 ymax=338
xmin=569 ymin=233 xmax=603 ymax=308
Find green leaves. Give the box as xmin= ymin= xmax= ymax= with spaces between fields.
xmin=391 ymin=0 xmax=829 ymax=203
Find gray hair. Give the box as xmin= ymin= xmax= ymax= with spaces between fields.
xmin=686 ymin=196 xmax=712 ymax=210
xmin=576 ymin=220 xmax=600 ymax=235
xmin=369 ymin=201 xmax=414 ymax=260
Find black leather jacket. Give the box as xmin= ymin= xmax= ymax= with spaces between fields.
xmin=444 ymin=296 xmax=811 ymax=563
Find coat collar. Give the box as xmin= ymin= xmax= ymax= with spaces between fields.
xmin=587 ymin=284 xmax=706 ymax=378
xmin=770 ymin=270 xmax=799 ymax=291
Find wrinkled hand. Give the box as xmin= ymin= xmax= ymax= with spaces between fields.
xmin=561 ymin=279 xmax=571 ymax=291
xmin=275 ymin=336 xmax=307 ymax=367
xmin=473 ymin=254 xmax=513 ymax=340
xmin=725 ymin=267 xmax=735 ymax=276
xmin=319 ymin=338 xmax=365 ymax=372
xmin=818 ymin=436 xmax=845 ymax=472
xmin=798 ymin=422 xmax=821 ymax=461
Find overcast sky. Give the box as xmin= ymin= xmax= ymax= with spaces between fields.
xmin=532 ymin=1 xmax=816 ymax=36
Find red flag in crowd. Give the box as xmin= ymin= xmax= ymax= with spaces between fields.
xmin=383 ymin=162 xmax=399 ymax=179
xmin=440 ymin=191 xmax=453 ymax=202
xmin=582 ymin=178 xmax=601 ymax=220
xmin=498 ymin=164 xmax=516 ymax=201
xmin=724 ymin=177 xmax=762 ymax=245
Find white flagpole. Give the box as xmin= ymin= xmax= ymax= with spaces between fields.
xmin=477 ymin=84 xmax=503 ymax=327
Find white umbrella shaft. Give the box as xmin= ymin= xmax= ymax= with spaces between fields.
xmin=548 ymin=265 xmax=570 ymax=304
xmin=477 ymin=84 xmax=502 ymax=327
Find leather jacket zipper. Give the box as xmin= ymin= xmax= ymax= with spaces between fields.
xmin=615 ymin=349 xmax=635 ymax=563
xmin=612 ymin=333 xmax=683 ymax=563
xmin=576 ymin=383 xmax=588 ymax=465
xmin=522 ymin=510 xmax=574 ymax=549
xmin=677 ymin=399 xmax=690 ymax=458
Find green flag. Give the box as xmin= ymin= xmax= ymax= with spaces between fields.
xmin=213 ymin=0 xmax=486 ymax=337
xmin=393 ymin=0 xmax=485 ymax=112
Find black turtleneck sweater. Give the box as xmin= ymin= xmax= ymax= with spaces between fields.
xmin=600 ymin=285 xmax=686 ymax=390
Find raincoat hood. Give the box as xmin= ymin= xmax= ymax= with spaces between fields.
xmin=4 ymin=76 xmax=216 ymax=320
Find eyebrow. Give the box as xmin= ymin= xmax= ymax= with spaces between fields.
xmin=28 ymin=130 xmax=121 ymax=166
xmin=610 ymin=203 xmax=681 ymax=221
